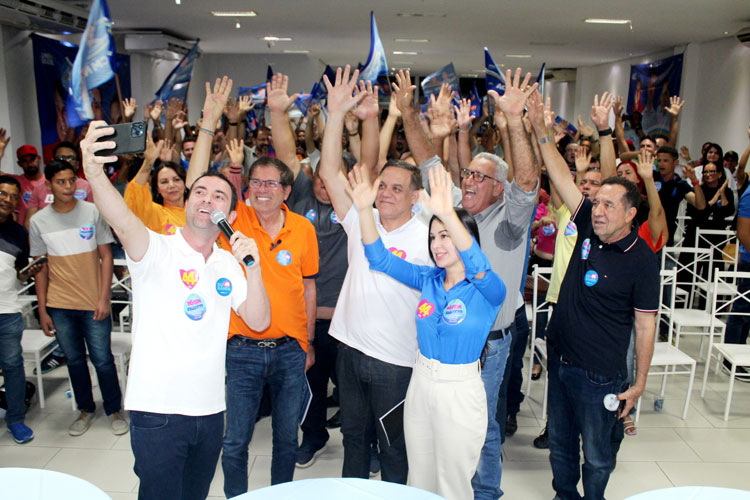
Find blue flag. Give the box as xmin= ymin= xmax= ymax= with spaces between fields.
xmin=266 ymin=65 xmax=274 ymax=83
xmin=358 ymin=12 xmax=389 ymax=94
xmin=238 ymin=84 xmax=268 ymax=132
xmin=484 ymin=47 xmax=506 ymax=96
xmin=469 ymin=84 xmax=482 ymax=119
xmin=154 ymin=40 xmax=200 ymax=104
xmin=65 ymin=0 xmax=116 ymax=127
xmin=536 ymin=62 xmax=546 ymax=99
xmin=421 ymin=63 xmax=459 ymax=101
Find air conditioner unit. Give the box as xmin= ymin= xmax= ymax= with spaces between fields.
xmin=124 ymin=31 xmax=198 ymax=60
xmin=0 ymin=0 xmax=88 ymax=33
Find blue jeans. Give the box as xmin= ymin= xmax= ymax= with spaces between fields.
xmin=337 ymin=343 xmax=412 ymax=483
xmin=300 ymin=319 xmax=339 ymax=450
xmin=472 ymin=331 xmax=512 ymax=500
xmin=47 ymin=307 xmax=121 ymax=415
xmin=498 ymin=305 xmax=529 ymax=441
xmin=724 ymin=260 xmax=750 ymax=345
xmin=130 ymin=410 xmax=223 ymax=500
xmin=0 ymin=313 xmax=26 ymax=426
xmin=547 ymin=346 xmax=624 ymax=500
xmin=222 ymin=336 xmax=307 ymax=497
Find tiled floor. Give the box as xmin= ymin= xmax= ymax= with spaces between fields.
xmin=2 ymin=335 xmax=750 ymax=499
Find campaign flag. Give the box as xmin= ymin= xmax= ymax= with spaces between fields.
xmin=266 ymin=65 xmax=274 ymax=82
xmin=555 ymin=116 xmax=578 ymax=138
xmin=65 ymin=0 xmax=116 ymax=127
xmin=626 ymin=54 xmax=683 ymax=141
xmin=358 ymin=11 xmax=389 ymax=95
xmin=536 ymin=62 xmax=546 ymax=99
xmin=315 ymin=65 xmax=336 ymax=103
xmin=154 ymin=40 xmax=200 ymax=104
xmin=237 ymin=84 xmax=268 ymax=132
xmin=421 ymin=63 xmax=459 ymax=101
xmin=469 ymin=84 xmax=481 ymax=119
xmin=484 ymin=47 xmax=505 ymax=96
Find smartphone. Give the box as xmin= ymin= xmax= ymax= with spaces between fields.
xmin=19 ymin=255 xmax=47 ymax=274
xmin=95 ymin=121 xmax=147 ymax=156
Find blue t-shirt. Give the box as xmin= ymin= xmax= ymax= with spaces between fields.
xmin=363 ymin=237 xmax=505 ymax=364
xmin=738 ymin=188 xmax=750 ymax=263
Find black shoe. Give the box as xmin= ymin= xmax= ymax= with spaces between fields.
xmin=533 ymin=427 xmax=548 ymax=449
xmin=369 ymin=444 xmax=380 ymax=477
xmin=722 ymin=360 xmax=750 ymax=382
xmin=34 ymin=354 xmax=66 ymax=375
xmin=326 ymin=410 xmax=341 ymax=429
xmin=531 ymin=364 xmax=543 ymax=381
xmin=505 ymin=414 xmax=518 ymax=437
xmin=295 ymin=443 xmax=326 ymax=468
xmin=326 ymin=395 xmax=339 ymax=408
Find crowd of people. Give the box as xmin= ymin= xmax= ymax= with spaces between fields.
xmin=0 ymin=62 xmax=749 ymax=500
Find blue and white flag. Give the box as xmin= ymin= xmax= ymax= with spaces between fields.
xmin=238 ymin=83 xmax=268 ymax=132
xmin=469 ymin=84 xmax=482 ymax=119
xmin=154 ymin=40 xmax=200 ymax=104
xmin=484 ymin=47 xmax=505 ymax=96
xmin=358 ymin=12 xmax=389 ymax=94
xmin=421 ymin=63 xmax=459 ymax=101
xmin=536 ymin=62 xmax=546 ymax=99
xmin=65 ymin=0 xmax=116 ymax=127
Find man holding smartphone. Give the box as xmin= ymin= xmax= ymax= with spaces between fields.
xmin=28 ymin=159 xmax=126 ymax=437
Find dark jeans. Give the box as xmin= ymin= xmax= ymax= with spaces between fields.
xmin=130 ymin=410 xmax=223 ymax=500
xmin=222 ymin=336 xmax=307 ymax=497
xmin=300 ymin=319 xmax=339 ymax=449
xmin=724 ymin=260 xmax=750 ymax=345
xmin=498 ymin=305 xmax=529 ymax=442
xmin=547 ymin=346 xmax=624 ymax=500
xmin=47 ymin=307 xmax=121 ymax=415
xmin=337 ymin=343 xmax=412 ymax=483
xmin=0 ymin=313 xmax=26 ymax=426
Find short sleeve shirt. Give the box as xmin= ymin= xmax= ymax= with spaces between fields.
xmin=654 ymin=172 xmax=693 ymax=246
xmin=0 ymin=218 xmax=29 ymax=313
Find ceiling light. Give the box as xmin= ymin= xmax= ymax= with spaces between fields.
xmin=61 ymin=30 xmax=71 ymax=35
xmin=263 ymin=36 xmax=293 ymax=41
xmin=462 ymin=74 xmax=479 ymax=78
xmin=283 ymin=50 xmax=310 ymax=54
xmin=235 ymin=22 xmax=241 ymax=29
xmin=175 ymin=0 xmax=180 ymax=4
xmin=212 ymin=11 xmax=257 ymax=17
xmin=724 ymin=31 xmax=730 ymax=35
xmin=393 ymin=51 xmax=419 ymax=55
xmin=394 ymin=38 xmax=429 ymax=43
xmin=506 ymin=54 xmax=532 ymax=58
xmin=585 ymin=18 xmax=631 ymax=24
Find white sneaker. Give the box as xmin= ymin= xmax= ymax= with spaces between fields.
xmin=69 ymin=410 xmax=96 ymax=436
xmin=108 ymin=411 xmax=129 ymax=435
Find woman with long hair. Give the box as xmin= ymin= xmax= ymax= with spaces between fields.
xmin=347 ymin=164 xmax=505 ymax=500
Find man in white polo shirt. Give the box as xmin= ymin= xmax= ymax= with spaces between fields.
xmin=319 ymin=67 xmax=431 ymax=482
xmin=79 ymin=90 xmax=271 ymax=500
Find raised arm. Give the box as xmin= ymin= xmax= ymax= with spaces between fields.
xmin=527 ymin=90 xmax=582 ymax=211
xmin=427 ymin=84 xmax=456 ymax=163
xmin=613 ymin=96 xmax=631 ymax=160
xmin=267 ymin=73 xmax=302 ymax=179
xmin=489 ymin=68 xmax=539 ymax=191
xmin=682 ymin=163 xmax=707 ymax=210
xmin=185 ymin=76 xmax=233 ymax=187
xmin=353 ymin=80 xmax=380 ymax=179
xmin=225 ymin=138 xmax=246 ymax=199
xmin=379 ymin=93 xmax=401 ymax=167
xmin=636 ymin=149 xmax=669 ymax=247
xmin=306 ymin=104 xmax=320 ymax=155
xmin=665 ymin=96 xmax=685 ymax=148
xmin=590 ymin=91 xmax=616 ymax=179
xmin=132 ymin=133 xmax=163 ymax=185
xmin=737 ymin=127 xmax=750 ymax=188
xmin=456 ymin=98 xmax=474 ymax=178
xmin=495 ymin=109 xmax=513 ymax=174
xmin=394 ymin=70 xmax=437 ymax=165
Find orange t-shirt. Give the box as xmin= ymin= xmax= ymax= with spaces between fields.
xmin=223 ymin=203 xmax=319 ymax=351
xmin=638 ymin=222 xmax=665 ymax=253
xmin=124 ymin=181 xmax=185 ymax=235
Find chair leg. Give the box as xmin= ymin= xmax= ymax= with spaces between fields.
xmin=683 ymin=364 xmax=695 ymax=420
xmin=701 ymin=347 xmax=713 ymax=398
xmin=35 ymin=353 xmax=45 ymax=409
xmin=635 ymin=395 xmax=642 ymax=423
xmin=660 ymin=372 xmax=667 ymax=397
xmin=724 ymin=364 xmax=737 ymax=421
xmin=542 ymin=372 xmax=549 ymax=417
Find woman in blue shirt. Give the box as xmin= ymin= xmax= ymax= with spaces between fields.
xmin=346 ymin=164 xmax=506 ymax=500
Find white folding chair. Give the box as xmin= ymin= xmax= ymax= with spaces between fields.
xmin=111 ymin=258 xmax=133 ymax=333
xmin=525 ymin=265 xmax=553 ymax=415
xmin=700 ymin=270 xmax=750 ymax=421
xmin=636 ymin=269 xmax=696 ymax=421
xmin=20 ymin=329 xmax=57 ymax=409
xmin=693 ymin=228 xmax=738 ymax=300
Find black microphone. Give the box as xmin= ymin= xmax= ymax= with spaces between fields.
xmin=210 ymin=209 xmax=255 ymax=266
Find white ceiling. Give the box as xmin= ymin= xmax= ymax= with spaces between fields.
xmin=102 ymin=0 xmax=749 ymax=75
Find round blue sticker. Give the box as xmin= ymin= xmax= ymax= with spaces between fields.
xmin=584 ymin=270 xmax=599 ymax=287
xmin=276 ymin=249 xmax=292 ymax=266
xmin=443 ymin=299 xmax=467 ymax=325
xmin=654 ymin=181 xmax=662 ymax=192
xmin=330 ymin=211 xmax=340 ymax=224
xmin=22 ymin=191 xmax=32 ymax=203
xmin=79 ymin=224 xmax=95 ymax=240
xmin=74 ymin=189 xmax=87 ymax=200
xmin=216 ymin=278 xmax=232 ymax=296
xmin=184 ymin=293 xmax=207 ymax=321
xmin=305 ymin=209 xmax=317 ymax=222
xmin=541 ymin=224 xmax=556 ymax=236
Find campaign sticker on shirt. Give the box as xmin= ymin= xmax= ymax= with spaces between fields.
xmin=412 ymin=203 xmax=422 ymax=214
xmin=581 ymin=238 xmax=591 ymax=260
xmin=388 ymin=247 xmax=407 ymax=259
xmin=165 ymin=224 xmax=177 ymax=235
xmin=542 ymin=224 xmax=556 ymax=236
xmin=416 ymin=300 xmax=435 ymax=319
xmin=184 ymin=293 xmax=207 ymax=321
xmin=180 ymin=269 xmax=199 ymax=289
xmin=654 ymin=181 xmax=662 ymax=192
xmin=216 ymin=278 xmax=232 ymax=296
xmin=44 ymin=193 xmax=54 ymax=204
xmin=74 ymin=189 xmax=86 ymax=200
xmin=23 ymin=190 xmax=32 ymax=203
xmin=330 ymin=211 xmax=340 ymax=224
xmin=443 ymin=299 xmax=467 ymax=325
xmin=564 ymin=221 xmax=578 ymax=236
xmin=79 ymin=224 xmax=95 ymax=240
xmin=276 ymin=249 xmax=292 ymax=266
xmin=305 ymin=209 xmax=317 ymax=222
xmin=584 ymin=270 xmax=599 ymax=287
xmin=603 ymin=393 xmax=620 ymax=412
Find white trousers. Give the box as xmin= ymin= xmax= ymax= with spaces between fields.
xmin=404 ymin=352 xmax=488 ymax=500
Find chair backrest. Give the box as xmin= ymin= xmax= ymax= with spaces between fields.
xmin=709 ymin=270 xmax=750 ymax=327
xmin=661 ymin=246 xmax=713 ymax=307
xmin=531 ymin=265 xmax=554 ymax=316
xmin=695 ymin=227 xmax=738 ymax=269
xmin=657 ymin=268 xmax=677 ymax=344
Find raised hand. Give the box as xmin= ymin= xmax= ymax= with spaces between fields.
xmin=577 ymin=115 xmax=595 ymax=137
xmin=308 ymin=103 xmax=321 ymax=119
xmin=428 ymin=93 xmax=455 ymax=139
xmin=680 ymin=145 xmax=691 ymax=162
xmin=526 ymin=89 xmax=547 ymax=135
xmin=172 ymin=110 xmax=188 ymax=130
xmin=202 ymin=76 xmax=233 ymax=130
xmin=122 ymin=98 xmax=137 ymax=121
xmin=143 ymin=133 xmax=164 ymax=166
xmin=164 ymin=97 xmax=184 ymax=120
xmin=420 ymin=166 xmax=454 ymax=220
xmin=344 ymin=164 xmax=379 ymax=211
xmin=575 ymin=147 xmax=592 ymax=174
xmin=665 ymin=96 xmax=685 ymax=117
xmin=391 ymin=69 xmax=416 ymax=115
xmin=344 ymin=111 xmax=359 ymax=135
xmin=682 ymin=163 xmax=698 ymax=182
xmin=636 ymin=148 xmax=655 ymax=180
xmin=494 ymin=109 xmax=508 ymax=130
xmin=719 ymin=177 xmax=729 ymax=194
xmin=323 ymin=65 xmax=365 ymax=117
xmin=454 ymin=98 xmax=473 ymax=131
xmin=0 ymin=128 xmax=10 ymax=159
xmin=488 ymin=67 xmax=538 ymax=118
xmin=238 ymin=95 xmax=254 ymax=116
xmin=224 ymin=98 xmax=241 ymax=122
xmin=353 ymin=80 xmax=379 ymax=121
xmin=149 ymin=100 xmax=163 ymax=122
xmin=267 ymin=73 xmax=300 ymax=114
xmin=613 ymin=96 xmax=625 ymax=117
xmin=159 ymin=138 xmax=175 ymax=163
xmin=543 ymin=97 xmax=556 ymax=130
xmin=436 ymin=83 xmax=454 ymax=113
xmin=80 ymin=120 xmax=118 ymax=176
xmin=226 ymin=138 xmax=245 ymax=165
xmin=591 ymin=91 xmax=614 ymax=130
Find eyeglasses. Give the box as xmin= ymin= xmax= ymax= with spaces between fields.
xmin=56 ymin=155 xmax=77 ymax=163
xmin=0 ymin=190 xmax=20 ymax=202
xmin=249 ymin=178 xmax=284 ymax=189
xmin=460 ymin=168 xmax=498 ymax=183
xmin=703 ymin=169 xmax=718 ymax=175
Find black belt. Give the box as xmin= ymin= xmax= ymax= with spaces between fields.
xmin=487 ymin=327 xmax=512 ymax=341
xmin=232 ymin=335 xmax=292 ymax=348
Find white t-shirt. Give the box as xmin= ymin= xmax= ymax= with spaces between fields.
xmin=329 ymin=206 xmax=430 ymax=367
xmin=124 ymin=229 xmax=248 ymax=416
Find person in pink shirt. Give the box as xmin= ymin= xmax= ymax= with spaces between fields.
xmin=0 ymin=144 xmax=46 ymax=223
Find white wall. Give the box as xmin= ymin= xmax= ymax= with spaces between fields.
xmin=544 ymin=80 xmax=576 ymax=124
